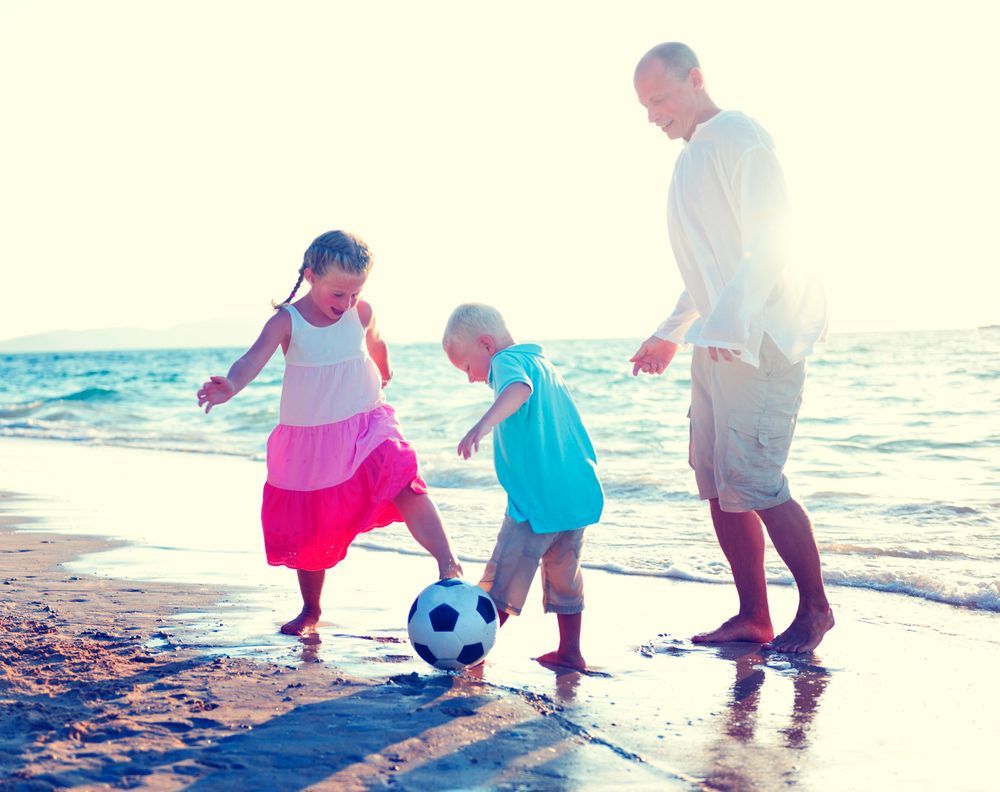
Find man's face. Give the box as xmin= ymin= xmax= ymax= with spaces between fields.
xmin=634 ymin=58 xmax=701 ymax=142
xmin=445 ymin=337 xmax=494 ymax=384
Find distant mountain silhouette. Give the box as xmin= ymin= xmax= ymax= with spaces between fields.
xmin=0 ymin=315 xmax=267 ymax=353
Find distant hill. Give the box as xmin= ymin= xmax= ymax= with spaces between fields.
xmin=0 ymin=316 xmax=267 ymax=353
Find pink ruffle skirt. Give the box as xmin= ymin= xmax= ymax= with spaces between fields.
xmin=261 ymin=404 xmax=425 ymax=571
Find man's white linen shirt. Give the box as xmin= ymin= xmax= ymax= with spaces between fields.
xmin=653 ymin=110 xmax=827 ymax=368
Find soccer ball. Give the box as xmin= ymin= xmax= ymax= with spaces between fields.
xmin=407 ymin=579 xmax=499 ymax=671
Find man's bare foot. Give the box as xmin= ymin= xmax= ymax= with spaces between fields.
xmin=438 ymin=558 xmax=464 ymax=579
xmin=767 ymin=607 xmax=835 ymax=653
xmin=280 ymin=609 xmax=320 ymax=636
xmin=692 ymin=615 xmax=774 ymax=644
xmin=535 ymin=650 xmax=586 ymax=672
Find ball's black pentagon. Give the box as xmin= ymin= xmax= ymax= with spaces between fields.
xmin=457 ymin=643 xmax=485 ymax=666
xmin=408 ymin=597 xmax=418 ymax=624
xmin=435 ymin=578 xmax=463 ymax=588
xmin=412 ymin=643 xmax=437 ymax=665
xmin=476 ymin=595 xmax=496 ymax=624
xmin=429 ymin=603 xmax=460 ymax=632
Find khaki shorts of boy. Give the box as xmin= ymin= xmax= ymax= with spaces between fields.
xmin=689 ymin=334 xmax=806 ymax=513
xmin=478 ymin=516 xmax=585 ymax=616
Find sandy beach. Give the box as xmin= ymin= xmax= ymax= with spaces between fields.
xmin=1 ymin=437 xmax=998 ymax=790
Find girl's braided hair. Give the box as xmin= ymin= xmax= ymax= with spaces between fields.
xmin=274 ymin=230 xmax=373 ymax=308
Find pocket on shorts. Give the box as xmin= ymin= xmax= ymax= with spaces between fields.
xmin=725 ymin=411 xmax=796 ymax=486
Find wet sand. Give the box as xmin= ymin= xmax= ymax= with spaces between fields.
xmin=1 ymin=437 xmax=998 ymax=790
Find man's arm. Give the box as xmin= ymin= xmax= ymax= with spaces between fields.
xmin=457 ymin=383 xmax=531 ymax=459
xmin=630 ymin=289 xmax=697 ymax=376
xmin=699 ymin=145 xmax=789 ymax=352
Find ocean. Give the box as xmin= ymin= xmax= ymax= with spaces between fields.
xmin=2 ymin=328 xmax=998 ymax=613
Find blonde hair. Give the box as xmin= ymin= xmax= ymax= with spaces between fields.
xmin=274 ymin=230 xmax=374 ymax=308
xmin=442 ymin=303 xmax=513 ymax=347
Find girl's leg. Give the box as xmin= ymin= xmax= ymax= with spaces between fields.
xmin=280 ymin=569 xmax=325 ymax=635
xmin=392 ymin=487 xmax=463 ymax=578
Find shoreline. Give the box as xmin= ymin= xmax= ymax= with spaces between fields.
xmin=0 ymin=510 xmax=675 ymax=789
xmin=1 ymin=438 xmax=998 ymax=790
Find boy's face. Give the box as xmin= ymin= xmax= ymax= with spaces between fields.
xmin=446 ymin=336 xmax=495 ymax=384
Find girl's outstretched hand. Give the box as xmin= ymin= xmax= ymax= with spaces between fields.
xmin=197 ymin=376 xmax=236 ymax=413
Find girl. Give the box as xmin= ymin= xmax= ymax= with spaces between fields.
xmin=197 ymin=230 xmax=463 ymax=635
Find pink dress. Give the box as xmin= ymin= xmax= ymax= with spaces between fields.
xmin=261 ymin=304 xmax=425 ymax=571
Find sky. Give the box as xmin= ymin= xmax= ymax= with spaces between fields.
xmin=2 ymin=1 xmax=997 ymax=346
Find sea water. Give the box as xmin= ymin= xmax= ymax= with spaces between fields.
xmin=1 ymin=328 xmax=998 ymax=612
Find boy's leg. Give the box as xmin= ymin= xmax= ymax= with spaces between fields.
xmin=281 ymin=569 xmax=325 ymax=635
xmin=393 ymin=487 xmax=463 ymax=579
xmin=479 ymin=516 xmax=549 ymax=619
xmin=536 ymin=529 xmax=586 ymax=670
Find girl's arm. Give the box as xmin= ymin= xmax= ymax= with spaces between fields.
xmin=457 ymin=382 xmax=532 ymax=459
xmin=358 ymin=301 xmax=392 ymax=387
xmin=197 ymin=311 xmax=289 ymax=413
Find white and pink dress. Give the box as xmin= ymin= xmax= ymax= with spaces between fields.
xmin=261 ymin=304 xmax=425 ymax=571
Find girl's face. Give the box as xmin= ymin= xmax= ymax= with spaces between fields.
xmin=304 ymin=266 xmax=368 ymax=321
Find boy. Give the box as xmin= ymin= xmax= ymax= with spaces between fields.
xmin=442 ymin=303 xmax=603 ymax=671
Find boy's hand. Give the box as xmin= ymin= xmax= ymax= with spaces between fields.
xmin=457 ymin=420 xmax=490 ymax=459
xmin=197 ymin=376 xmax=236 ymax=413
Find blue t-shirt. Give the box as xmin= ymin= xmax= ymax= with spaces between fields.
xmin=488 ymin=344 xmax=603 ymax=533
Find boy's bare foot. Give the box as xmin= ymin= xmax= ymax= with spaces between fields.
xmin=767 ymin=607 xmax=835 ymax=653
xmin=280 ymin=608 xmax=320 ymax=636
xmin=535 ymin=650 xmax=587 ymax=672
xmin=692 ymin=615 xmax=774 ymax=644
xmin=438 ymin=558 xmax=464 ymax=579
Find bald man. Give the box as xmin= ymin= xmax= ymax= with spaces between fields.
xmin=630 ymin=42 xmax=834 ymax=653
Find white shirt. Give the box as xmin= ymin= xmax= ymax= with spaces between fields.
xmin=653 ymin=110 xmax=827 ymax=367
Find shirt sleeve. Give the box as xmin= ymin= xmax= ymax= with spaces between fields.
xmin=489 ymin=352 xmax=534 ymax=397
xmin=698 ymin=144 xmax=790 ymax=351
xmin=653 ymin=289 xmax=700 ymax=344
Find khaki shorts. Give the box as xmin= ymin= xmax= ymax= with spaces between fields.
xmin=478 ymin=516 xmax=585 ymax=616
xmin=689 ymin=335 xmax=805 ymax=513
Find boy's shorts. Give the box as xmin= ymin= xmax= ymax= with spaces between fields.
xmin=478 ymin=516 xmax=585 ymax=616
xmin=689 ymin=334 xmax=805 ymax=514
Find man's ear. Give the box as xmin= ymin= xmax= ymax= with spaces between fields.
xmin=479 ymin=335 xmax=496 ymax=354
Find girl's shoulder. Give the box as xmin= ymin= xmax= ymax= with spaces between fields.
xmin=262 ymin=305 xmax=293 ymax=338
xmin=356 ymin=300 xmax=374 ymax=329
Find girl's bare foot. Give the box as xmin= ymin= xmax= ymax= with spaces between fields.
xmin=692 ymin=614 xmax=774 ymax=644
xmin=535 ymin=650 xmax=587 ymax=672
xmin=439 ymin=558 xmax=464 ymax=579
xmin=280 ymin=608 xmax=320 ymax=635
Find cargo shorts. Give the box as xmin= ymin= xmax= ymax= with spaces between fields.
xmin=478 ymin=515 xmax=585 ymax=616
xmin=689 ymin=334 xmax=805 ymax=513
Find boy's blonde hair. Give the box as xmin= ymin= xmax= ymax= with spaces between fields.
xmin=442 ymin=303 xmax=513 ymax=347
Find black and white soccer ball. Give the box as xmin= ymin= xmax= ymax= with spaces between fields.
xmin=407 ymin=579 xmax=499 ymax=671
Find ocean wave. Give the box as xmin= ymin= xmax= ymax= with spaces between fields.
xmin=0 ymin=401 xmax=44 ymax=419
xmin=55 ymin=387 xmax=122 ymax=402
xmin=820 ymin=541 xmax=988 ymax=561
xmin=824 ymin=569 xmax=1000 ymax=612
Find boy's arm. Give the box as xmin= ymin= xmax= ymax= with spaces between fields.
xmin=197 ymin=311 xmax=288 ymax=412
xmin=359 ymin=301 xmax=392 ymax=387
xmin=457 ymin=383 xmax=531 ymax=459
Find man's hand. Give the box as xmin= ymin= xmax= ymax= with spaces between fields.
xmin=629 ymin=336 xmax=678 ymax=376
xmin=708 ymin=347 xmax=741 ymax=362
xmin=457 ymin=420 xmax=490 ymax=459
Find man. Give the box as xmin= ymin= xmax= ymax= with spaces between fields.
xmin=630 ymin=42 xmax=834 ymax=652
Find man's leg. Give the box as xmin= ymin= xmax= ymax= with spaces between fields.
xmin=692 ymin=499 xmax=775 ymax=644
xmin=758 ymin=498 xmax=834 ymax=652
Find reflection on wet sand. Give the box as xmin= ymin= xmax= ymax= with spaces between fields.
xmin=705 ymin=644 xmax=832 ymax=789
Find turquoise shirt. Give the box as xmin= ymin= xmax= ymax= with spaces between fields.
xmin=488 ymin=344 xmax=603 ymax=533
